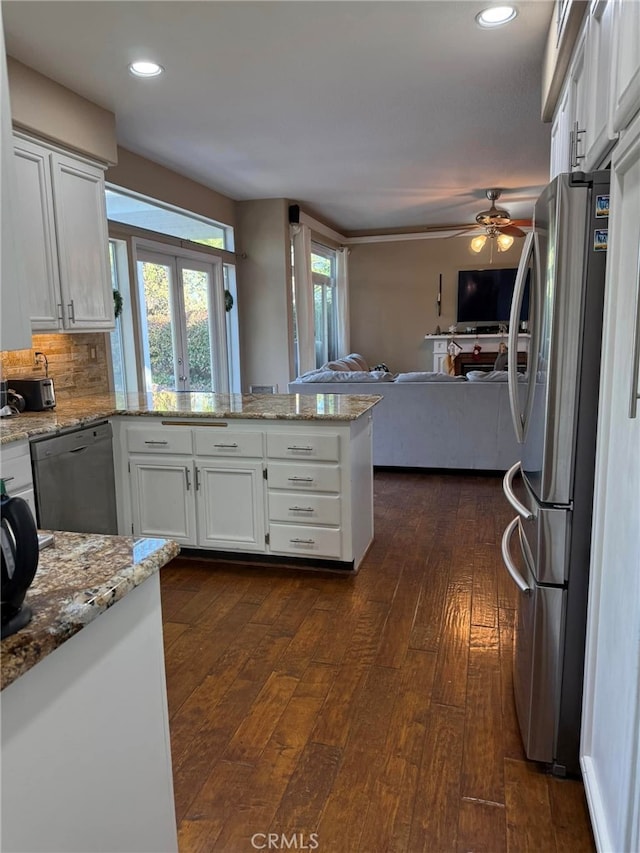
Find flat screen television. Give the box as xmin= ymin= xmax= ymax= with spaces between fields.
xmin=457 ymin=267 xmax=530 ymax=326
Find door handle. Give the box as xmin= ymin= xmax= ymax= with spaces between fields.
xmin=503 ymin=462 xmax=533 ymax=520
xmin=501 ymin=517 xmax=531 ymax=593
xmin=67 ymin=299 xmax=76 ymax=323
xmin=184 ymin=467 xmax=191 ymax=491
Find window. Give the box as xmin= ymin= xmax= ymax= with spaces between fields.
xmin=136 ymin=242 xmax=228 ymax=393
xmin=311 ymin=243 xmax=338 ymax=368
xmin=106 ymin=188 xmax=241 ymax=395
xmin=290 ymin=223 xmax=349 ymax=376
xmin=106 ymin=187 xmax=234 ymax=251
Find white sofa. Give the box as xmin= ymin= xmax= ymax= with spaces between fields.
xmin=288 ymin=355 xmax=523 ymax=470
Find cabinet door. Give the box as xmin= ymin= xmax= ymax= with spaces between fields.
xmin=130 ymin=458 xmax=196 ymax=545
xmin=51 ymin=153 xmax=114 ymax=331
xmin=551 ymin=84 xmax=572 ymax=178
xmin=0 ymin=24 xmax=31 ymax=350
xmin=195 ymin=459 xmax=265 ymax=552
xmin=583 ymin=0 xmax=617 ymax=170
xmin=568 ymin=28 xmax=588 ymax=171
xmin=12 ymin=139 xmax=61 ymax=331
xmin=580 ymin=110 xmax=640 ymax=853
xmin=610 ymin=0 xmax=640 ymax=134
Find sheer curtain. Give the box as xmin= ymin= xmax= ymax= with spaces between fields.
xmin=336 ymin=246 xmax=350 ymax=357
xmin=290 ymin=223 xmax=315 ymax=375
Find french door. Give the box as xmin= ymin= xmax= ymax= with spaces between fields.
xmin=136 ymin=243 xmax=228 ymax=393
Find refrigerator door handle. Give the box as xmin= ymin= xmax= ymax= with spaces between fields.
xmin=501 ymin=517 xmax=531 ymax=593
xmin=503 ymin=461 xmax=534 ymax=520
xmin=508 ymin=231 xmax=537 ymax=443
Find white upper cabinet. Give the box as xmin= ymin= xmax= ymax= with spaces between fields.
xmin=609 ymin=0 xmax=640 ymax=135
xmin=582 ymin=0 xmax=618 ymax=170
xmin=0 ymin=12 xmax=30 ymax=351
xmin=550 ymin=0 xmax=635 ymax=177
xmin=12 ymin=133 xmax=114 ymax=333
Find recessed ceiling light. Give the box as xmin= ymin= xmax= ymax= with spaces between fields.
xmin=129 ymin=60 xmax=164 ymax=78
xmin=476 ymin=5 xmax=518 ymax=28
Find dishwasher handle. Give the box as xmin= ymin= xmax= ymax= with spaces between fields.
xmin=69 ymin=445 xmax=89 ymax=454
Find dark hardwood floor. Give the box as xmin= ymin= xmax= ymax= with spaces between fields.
xmin=160 ymin=470 xmax=595 ymax=852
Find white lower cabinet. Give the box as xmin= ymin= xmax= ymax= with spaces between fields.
xmin=129 ymin=457 xmax=196 ymax=546
xmin=0 ymin=440 xmax=37 ymax=523
xmin=115 ymin=415 xmax=374 ymax=569
xmin=195 ymin=459 xmax=265 ymax=551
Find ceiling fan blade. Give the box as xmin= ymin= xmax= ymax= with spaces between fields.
xmin=498 ymin=224 xmax=527 ymax=237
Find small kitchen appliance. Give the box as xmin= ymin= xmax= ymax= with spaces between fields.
xmin=1 ymin=483 xmax=40 ymax=638
xmin=7 ymin=378 xmax=56 ymax=411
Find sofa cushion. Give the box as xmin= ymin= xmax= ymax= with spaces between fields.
xmin=394 ymin=371 xmax=467 ymax=382
xmin=324 ymin=353 xmax=369 ymax=371
xmin=466 ymin=370 xmax=526 ymax=382
xmin=297 ymin=369 xmax=394 ymax=383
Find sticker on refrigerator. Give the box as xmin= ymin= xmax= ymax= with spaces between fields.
xmin=595 ymin=194 xmax=610 ymax=217
xmin=594 ymin=229 xmax=608 ymax=251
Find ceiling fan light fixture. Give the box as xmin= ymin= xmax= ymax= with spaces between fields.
xmin=496 ymin=232 xmax=515 ymax=252
xmin=476 ymin=5 xmax=518 ymax=28
xmin=129 ymin=60 xmax=164 ymax=78
xmin=470 ymin=234 xmax=488 ymax=253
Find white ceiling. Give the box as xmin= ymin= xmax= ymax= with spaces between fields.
xmin=2 ymin=0 xmax=554 ymax=234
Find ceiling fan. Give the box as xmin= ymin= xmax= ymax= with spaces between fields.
xmin=458 ymin=189 xmax=529 ymax=253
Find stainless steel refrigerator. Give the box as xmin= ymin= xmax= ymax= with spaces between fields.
xmin=501 ymin=171 xmax=610 ymax=776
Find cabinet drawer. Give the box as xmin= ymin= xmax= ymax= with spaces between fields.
xmin=266 ymin=432 xmax=340 ymax=462
xmin=1 ymin=453 xmax=33 ymax=493
xmin=268 ymin=492 xmax=341 ymax=525
xmin=267 ymin=462 xmax=341 ymax=493
xmin=194 ymin=430 xmax=263 ymax=458
xmin=269 ymin=523 xmax=342 ymax=559
xmin=127 ymin=427 xmax=193 ymax=455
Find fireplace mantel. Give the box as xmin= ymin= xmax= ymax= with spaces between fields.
xmin=426 ymin=333 xmax=531 ymax=373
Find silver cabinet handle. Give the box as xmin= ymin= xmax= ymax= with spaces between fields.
xmin=290 ymin=538 xmax=315 ymax=544
xmin=185 ymin=467 xmax=191 ymax=490
xmin=287 ymin=445 xmax=314 ymax=452
xmin=288 ymin=476 xmax=313 ymax=482
xmin=2 ymin=476 xmax=15 ymax=484
xmin=213 ymin=442 xmax=239 ymax=448
xmin=144 ymin=440 xmax=169 ymax=445
xmin=503 ymin=462 xmax=533 ymax=520
xmin=501 ymin=517 xmax=531 ymax=593
xmin=67 ymin=299 xmax=76 ymax=323
xmin=57 ymin=303 xmax=64 ymax=322
xmin=195 ymin=467 xmax=201 ymax=491
xmin=289 ymin=506 xmax=314 ymax=512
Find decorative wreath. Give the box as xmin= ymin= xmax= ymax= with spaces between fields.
xmin=113 ymin=289 xmax=123 ymax=319
xmin=224 ymin=289 xmax=234 ymax=312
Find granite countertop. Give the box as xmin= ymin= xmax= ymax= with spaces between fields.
xmin=1 ymin=531 xmax=180 ymax=690
xmin=0 ymin=391 xmax=382 ymax=445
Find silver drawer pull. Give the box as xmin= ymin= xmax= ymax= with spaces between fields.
xmin=2 ymin=476 xmax=15 ymax=484
xmin=289 ymin=506 xmax=314 ymax=512
xmin=288 ymin=476 xmax=314 ymax=482
xmin=290 ymin=538 xmax=315 ymax=544
xmin=213 ymin=442 xmax=239 ymax=448
xmin=287 ymin=445 xmax=314 ymax=452
xmin=144 ymin=440 xmax=169 ymax=445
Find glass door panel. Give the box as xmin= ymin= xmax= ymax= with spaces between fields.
xmin=137 ymin=256 xmax=181 ymax=392
xmin=179 ymin=263 xmax=214 ymax=392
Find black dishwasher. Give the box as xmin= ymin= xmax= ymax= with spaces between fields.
xmin=31 ymin=422 xmax=118 ymax=534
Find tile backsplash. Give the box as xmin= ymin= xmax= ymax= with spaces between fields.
xmin=0 ymin=333 xmax=111 ymax=399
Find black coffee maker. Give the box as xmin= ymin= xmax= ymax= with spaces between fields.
xmin=1 ymin=483 xmax=39 ymax=639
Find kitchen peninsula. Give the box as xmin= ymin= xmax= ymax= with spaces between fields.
xmin=0 ymin=391 xmax=380 ymax=570
xmin=1 ymin=530 xmax=180 ymax=853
